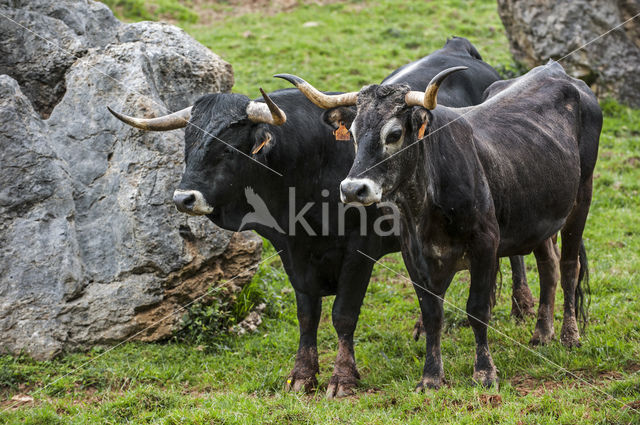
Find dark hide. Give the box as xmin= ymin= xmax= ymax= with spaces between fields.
xmin=175 ymin=38 xmax=512 ymax=398
xmin=323 ymin=37 xmax=502 ymax=130
xmin=342 ymin=61 xmax=601 ymax=388
xmin=322 ymin=38 xmax=534 ymax=321
xmin=179 ymin=88 xmax=400 ymax=398
xmin=382 ymin=37 xmax=500 ymax=105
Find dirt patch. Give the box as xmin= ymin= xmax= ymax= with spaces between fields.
xmin=478 ymin=393 xmax=502 ymax=408
xmin=0 ymin=394 xmax=34 ymax=410
xmin=511 ymin=375 xmax=569 ymax=397
xmin=625 ymin=362 xmax=640 ymax=373
xmin=381 ymin=256 xmax=400 ymax=264
xmin=510 ymin=366 xmax=639 ymax=397
xmin=607 ymin=240 xmax=626 ymax=248
xmin=624 ymin=400 xmax=640 ymax=410
xmin=624 ymin=156 xmax=640 ymax=168
xmin=188 ymin=0 xmax=348 ymax=26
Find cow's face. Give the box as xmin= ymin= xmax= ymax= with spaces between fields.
xmin=273 ymin=67 xmax=463 ymax=207
xmin=340 ymin=84 xmax=427 ymax=206
xmin=108 ymin=90 xmax=286 ymax=229
xmin=173 ymin=93 xmax=280 ymax=219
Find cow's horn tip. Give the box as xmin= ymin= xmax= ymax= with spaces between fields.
xmin=107 ymin=106 xmax=125 ymax=120
xmin=274 ymin=73 xmax=304 ymax=86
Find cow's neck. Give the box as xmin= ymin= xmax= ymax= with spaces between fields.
xmin=394 ymin=109 xmax=482 ymax=234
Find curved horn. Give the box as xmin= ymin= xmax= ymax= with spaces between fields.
xmin=107 ymin=106 xmax=192 ymax=131
xmin=246 ymin=88 xmax=287 ymax=125
xmin=274 ymin=74 xmax=358 ymax=109
xmin=405 ymin=66 xmax=468 ymax=110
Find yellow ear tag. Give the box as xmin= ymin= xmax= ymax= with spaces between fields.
xmin=418 ymin=121 xmax=427 ymax=139
xmin=334 ymin=121 xmax=351 ymax=141
xmin=252 ymin=133 xmax=272 ymax=154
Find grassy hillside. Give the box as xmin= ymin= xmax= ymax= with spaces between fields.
xmin=2 ymin=1 xmax=640 ymax=424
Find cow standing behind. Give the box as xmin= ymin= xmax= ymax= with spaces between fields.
xmin=289 ymin=61 xmax=600 ymax=388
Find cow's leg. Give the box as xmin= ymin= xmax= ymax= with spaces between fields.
xmin=530 ymin=238 xmax=560 ymax=345
xmin=286 ymin=290 xmax=322 ymax=392
xmin=414 ymin=272 xmax=453 ymax=391
xmin=415 ymin=254 xmax=535 ymax=338
xmin=509 ymin=255 xmax=535 ymax=319
xmin=325 ymin=257 xmax=374 ymax=399
xmin=559 ymin=180 xmax=593 ymax=347
xmin=467 ymin=232 xmax=499 ymax=388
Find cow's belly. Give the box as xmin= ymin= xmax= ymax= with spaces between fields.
xmin=491 ymin=171 xmax=579 ymax=255
xmin=497 ymin=216 xmax=566 ymax=256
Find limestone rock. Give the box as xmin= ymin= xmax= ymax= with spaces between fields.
xmin=497 ymin=0 xmax=640 ymax=107
xmin=0 ymin=0 xmax=120 ymax=118
xmin=0 ymin=76 xmax=81 ymax=360
xmin=0 ymin=1 xmax=260 ymax=360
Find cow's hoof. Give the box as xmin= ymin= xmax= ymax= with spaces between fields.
xmin=412 ymin=316 xmax=426 ymax=341
xmin=326 ymin=375 xmax=358 ymax=399
xmin=473 ymin=368 xmax=498 ymax=389
xmin=530 ymin=328 xmax=555 ymax=346
xmin=560 ymin=320 xmax=581 ymax=348
xmin=511 ymin=303 xmax=536 ymax=321
xmin=285 ymin=374 xmax=317 ymax=393
xmin=415 ymin=375 xmax=444 ymax=392
xmin=511 ymin=288 xmax=536 ymax=320
xmin=560 ymin=333 xmax=581 ymax=348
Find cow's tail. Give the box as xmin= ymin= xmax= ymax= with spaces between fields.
xmin=575 ymin=239 xmax=590 ymax=332
xmin=493 ymin=258 xmax=503 ymax=308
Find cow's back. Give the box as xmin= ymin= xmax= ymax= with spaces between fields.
xmin=482 ymin=61 xmax=601 ymax=183
xmin=461 ymin=64 xmax=589 ymax=254
xmin=382 ymin=37 xmax=500 ymax=106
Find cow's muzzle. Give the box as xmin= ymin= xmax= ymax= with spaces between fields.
xmin=173 ymin=190 xmax=213 ymax=215
xmin=339 ymin=178 xmax=382 ymax=206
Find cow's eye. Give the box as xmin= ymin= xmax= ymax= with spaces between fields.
xmin=385 ymin=128 xmax=403 ymax=144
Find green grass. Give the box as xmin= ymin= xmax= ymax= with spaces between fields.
xmin=2 ymin=0 xmax=640 ymax=423
xmin=187 ymin=0 xmax=514 ymax=96
xmin=102 ymin=0 xmax=199 ymax=23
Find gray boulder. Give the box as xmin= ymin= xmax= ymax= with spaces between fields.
xmin=0 ymin=76 xmax=82 ymax=360
xmin=0 ymin=0 xmax=120 ymax=117
xmin=0 ymin=1 xmax=261 ymax=360
xmin=497 ymin=0 xmax=640 ymax=107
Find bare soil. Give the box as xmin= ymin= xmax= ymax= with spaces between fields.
xmin=189 ymin=0 xmax=347 ymax=25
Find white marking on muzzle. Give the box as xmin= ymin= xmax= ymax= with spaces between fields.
xmin=339 ymin=177 xmax=383 ymax=206
xmin=173 ymin=189 xmax=214 ymax=215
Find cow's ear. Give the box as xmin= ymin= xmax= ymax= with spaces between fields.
xmin=411 ymin=108 xmax=431 ymax=140
xmin=322 ymin=106 xmax=357 ymax=131
xmin=251 ymin=128 xmax=274 ymax=156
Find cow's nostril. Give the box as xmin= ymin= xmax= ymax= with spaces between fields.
xmin=174 ymin=192 xmax=197 ymax=212
xmin=173 ymin=190 xmax=213 ymax=215
xmin=182 ymin=194 xmax=195 ymax=208
xmin=340 ymin=179 xmax=380 ymax=205
xmin=356 ymin=185 xmax=369 ymax=200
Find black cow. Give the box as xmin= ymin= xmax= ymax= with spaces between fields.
xmin=109 ymin=88 xmax=388 ymax=398
xmin=387 ymin=39 xmax=537 ymax=322
xmin=278 ymin=37 xmax=537 ymax=324
xmin=301 ymin=60 xmax=600 ymax=389
xmin=108 ymin=38 xmax=533 ymax=397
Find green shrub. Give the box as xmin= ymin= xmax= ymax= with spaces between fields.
xmin=174 ymin=240 xmax=291 ymax=346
